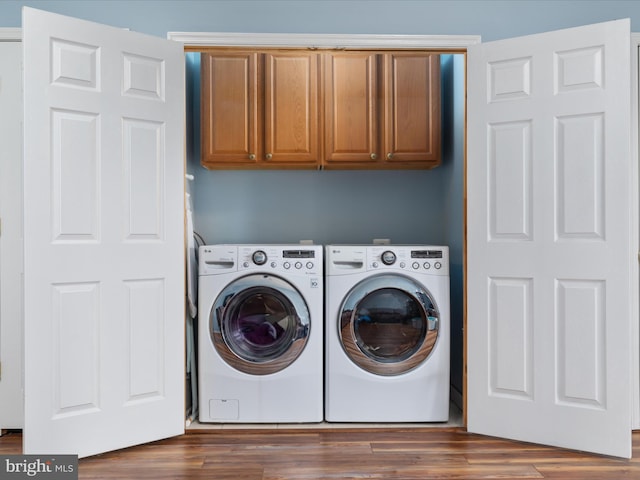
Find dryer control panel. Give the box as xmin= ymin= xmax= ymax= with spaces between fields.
xmin=326 ymin=245 xmax=449 ymax=276
xmin=368 ymin=246 xmax=449 ymax=275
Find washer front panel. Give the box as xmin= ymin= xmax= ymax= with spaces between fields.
xmin=339 ymin=273 xmax=439 ymax=376
xmin=210 ymin=273 xmax=310 ymax=375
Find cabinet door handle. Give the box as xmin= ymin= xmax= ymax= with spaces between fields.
xmin=249 ymin=153 xmax=256 ymax=160
xmin=266 ymin=153 xmax=273 ymax=160
xmin=370 ymin=153 xmax=377 ymax=160
xmin=387 ymin=152 xmax=393 ymax=160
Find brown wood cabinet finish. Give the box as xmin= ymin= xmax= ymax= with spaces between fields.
xmin=323 ymin=51 xmax=379 ymax=165
xmin=324 ymin=51 xmax=441 ymax=170
xmin=383 ymin=52 xmax=441 ymax=167
xmin=201 ymin=51 xmax=321 ymax=169
xmin=201 ymin=49 xmax=440 ymax=170
xmin=264 ymin=52 xmax=320 ymax=166
xmin=201 ymin=52 xmax=260 ymax=167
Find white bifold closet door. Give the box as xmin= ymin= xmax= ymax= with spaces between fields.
xmin=22 ymin=7 xmax=185 ymax=457
xmin=467 ymin=19 xmax=634 ymax=458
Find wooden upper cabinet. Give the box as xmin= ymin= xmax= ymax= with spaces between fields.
xmin=382 ymin=53 xmax=441 ymax=167
xmin=201 ymin=49 xmax=440 ymax=170
xmin=324 ymin=52 xmax=378 ymax=166
xmin=201 ymin=52 xmax=260 ymax=166
xmin=264 ymin=52 xmax=320 ymax=166
xmin=201 ymin=51 xmax=320 ymax=169
xmin=323 ymin=51 xmax=441 ymax=170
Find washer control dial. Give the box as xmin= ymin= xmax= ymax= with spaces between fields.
xmin=381 ymin=250 xmax=396 ymax=266
xmin=252 ymin=250 xmax=267 ymax=265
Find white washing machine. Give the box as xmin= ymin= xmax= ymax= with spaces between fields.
xmin=198 ymin=244 xmax=323 ymax=423
xmin=325 ymin=245 xmax=450 ymax=422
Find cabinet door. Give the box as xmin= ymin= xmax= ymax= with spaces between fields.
xmin=323 ymin=52 xmax=378 ymax=167
xmin=201 ymin=52 xmax=260 ymax=167
xmin=264 ymin=52 xmax=320 ymax=167
xmin=382 ymin=52 xmax=441 ymax=167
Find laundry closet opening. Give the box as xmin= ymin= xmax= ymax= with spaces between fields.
xmin=182 ymin=43 xmax=466 ymax=426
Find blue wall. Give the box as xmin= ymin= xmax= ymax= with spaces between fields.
xmin=3 ymin=1 xmax=640 ymax=40
xmin=185 ymin=53 xmax=459 ymax=247
xmin=4 ymin=0 xmax=638 ymax=407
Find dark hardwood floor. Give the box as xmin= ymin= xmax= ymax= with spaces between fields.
xmin=2 ymin=428 xmax=640 ymax=479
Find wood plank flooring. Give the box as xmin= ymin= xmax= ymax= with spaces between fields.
xmin=2 ymin=428 xmax=640 ymax=479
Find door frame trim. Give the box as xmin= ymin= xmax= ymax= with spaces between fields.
xmin=168 ymin=31 xmax=479 ymax=427
xmin=0 ymin=28 xmax=21 ymax=41
xmin=0 ymin=28 xmax=24 ymax=433
xmin=631 ymin=32 xmax=640 ymax=430
xmin=167 ymin=32 xmax=481 ymax=50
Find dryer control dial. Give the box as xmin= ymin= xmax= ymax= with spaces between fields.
xmin=252 ymin=250 xmax=267 ymax=265
xmin=381 ymin=250 xmax=396 ymax=265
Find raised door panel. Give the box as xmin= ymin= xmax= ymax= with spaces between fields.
xmin=201 ymin=52 xmax=260 ymax=167
xmin=383 ymin=52 xmax=441 ymax=167
xmin=264 ymin=52 xmax=320 ymax=167
xmin=323 ymin=52 xmax=378 ymax=167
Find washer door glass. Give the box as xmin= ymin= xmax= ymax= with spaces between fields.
xmin=339 ymin=274 xmax=439 ymax=376
xmin=210 ymin=274 xmax=310 ymax=375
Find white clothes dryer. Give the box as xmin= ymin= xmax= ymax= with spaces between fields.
xmin=325 ymin=245 xmax=450 ymax=422
xmin=198 ymin=244 xmax=323 ymax=423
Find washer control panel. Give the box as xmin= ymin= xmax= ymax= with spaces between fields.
xmin=239 ymin=245 xmax=321 ymax=275
xmin=200 ymin=245 xmax=323 ymax=276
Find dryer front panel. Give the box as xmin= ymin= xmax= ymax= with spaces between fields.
xmin=338 ymin=273 xmax=439 ymax=376
xmin=210 ymin=273 xmax=310 ymax=375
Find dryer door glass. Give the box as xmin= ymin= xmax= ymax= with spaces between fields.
xmin=339 ymin=274 xmax=439 ymax=375
xmin=210 ymin=274 xmax=310 ymax=375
